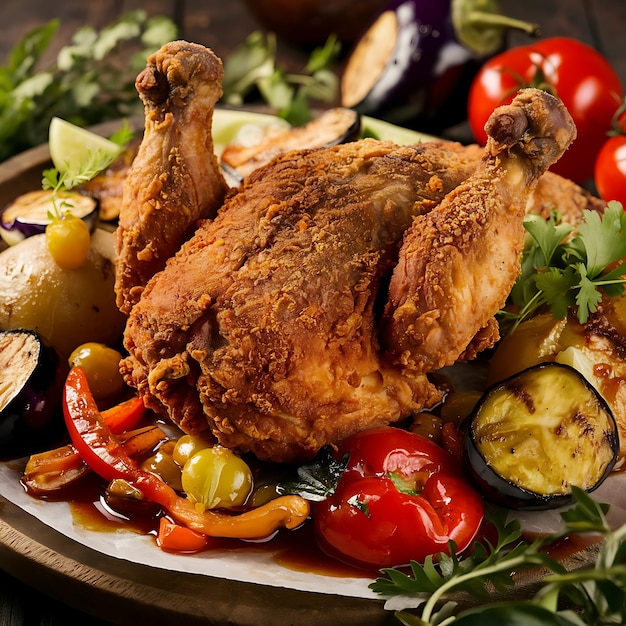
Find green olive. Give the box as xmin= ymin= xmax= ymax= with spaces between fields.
xmin=141 ymin=441 xmax=183 ymax=491
xmin=181 ymin=446 xmax=253 ymax=511
xmin=439 ymin=391 xmax=483 ymax=425
xmin=68 ymin=341 xmax=125 ymax=401
xmin=172 ymin=434 xmax=213 ymax=467
xmin=408 ymin=412 xmax=443 ymax=442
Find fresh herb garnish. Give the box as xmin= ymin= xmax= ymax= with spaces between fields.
xmin=0 ymin=11 xmax=176 ymax=161
xmin=276 ymin=446 xmax=348 ymax=501
xmin=371 ymin=487 xmax=626 ymax=625
xmin=222 ymin=31 xmax=340 ymax=126
xmin=42 ymin=120 xmax=133 ymax=216
xmin=501 ymin=201 xmax=626 ymax=331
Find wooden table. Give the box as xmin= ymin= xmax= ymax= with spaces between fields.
xmin=0 ymin=1 xmax=625 ymax=624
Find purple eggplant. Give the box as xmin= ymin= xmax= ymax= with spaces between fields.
xmin=340 ymin=0 xmax=539 ymax=132
xmin=0 ymin=329 xmax=68 ymax=456
xmin=0 ymin=189 xmax=98 ymax=246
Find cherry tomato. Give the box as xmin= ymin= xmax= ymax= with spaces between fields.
xmin=45 ymin=212 xmax=91 ymax=269
xmin=595 ymin=135 xmax=626 ymax=206
xmin=313 ymin=426 xmax=484 ymax=569
xmin=468 ymin=37 xmax=623 ymax=183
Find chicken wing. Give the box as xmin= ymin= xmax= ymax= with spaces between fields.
xmin=115 ymin=41 xmax=228 ymax=314
xmin=382 ymin=88 xmax=577 ymax=373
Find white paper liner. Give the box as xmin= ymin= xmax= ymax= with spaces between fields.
xmin=3 ymin=456 xmax=626 ymax=600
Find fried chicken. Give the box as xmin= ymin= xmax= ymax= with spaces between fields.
xmin=115 ymin=41 xmax=229 ymax=315
xmin=117 ymin=39 xmax=576 ymax=465
xmin=120 ymin=138 xmax=482 ymax=462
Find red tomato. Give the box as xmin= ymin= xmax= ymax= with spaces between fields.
xmin=595 ymin=135 xmax=626 ymax=206
xmin=313 ymin=426 xmax=484 ymax=569
xmin=468 ymin=37 xmax=623 ymax=184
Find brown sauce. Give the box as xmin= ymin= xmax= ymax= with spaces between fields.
xmin=64 ymin=474 xmax=376 ymax=580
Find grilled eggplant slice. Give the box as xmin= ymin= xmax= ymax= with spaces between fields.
xmin=220 ymin=107 xmax=361 ymax=183
xmin=464 ymin=362 xmax=619 ymax=510
xmin=0 ymin=329 xmax=68 ymax=455
xmin=0 ymin=190 xmax=98 ymax=246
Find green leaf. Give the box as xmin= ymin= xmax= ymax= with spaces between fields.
xmin=306 ymin=34 xmax=340 ymax=73
xmin=453 ymin=602 xmax=572 ymax=625
xmin=275 ymin=446 xmax=348 ymax=501
xmin=0 ymin=12 xmax=176 ymax=161
xmin=222 ymin=31 xmax=340 ymax=123
xmin=575 ymin=202 xmax=626 ymax=277
xmin=502 ymin=204 xmax=626 ymax=330
xmin=8 ymin=19 xmax=59 ymax=82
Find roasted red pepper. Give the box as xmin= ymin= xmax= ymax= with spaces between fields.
xmin=313 ymin=426 xmax=484 ymax=569
xmin=63 ymin=367 xmax=310 ymax=539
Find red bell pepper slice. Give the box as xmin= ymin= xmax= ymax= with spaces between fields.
xmin=63 ymin=367 xmax=310 ymax=539
xmin=313 ymin=426 xmax=484 ymax=569
xmin=101 ymin=396 xmax=146 ymax=434
xmin=156 ymin=517 xmax=212 ymax=553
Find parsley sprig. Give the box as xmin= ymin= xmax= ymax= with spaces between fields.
xmin=501 ymin=201 xmax=626 ymax=331
xmin=0 ymin=11 xmax=176 ymax=161
xmin=371 ymin=487 xmax=626 ymax=625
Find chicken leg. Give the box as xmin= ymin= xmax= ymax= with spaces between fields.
xmin=382 ymin=88 xmax=577 ymax=373
xmin=115 ymin=41 xmax=228 ymax=314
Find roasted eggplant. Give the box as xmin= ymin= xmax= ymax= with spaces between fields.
xmin=220 ymin=107 xmax=361 ymax=183
xmin=0 ymin=189 xmax=98 ymax=246
xmin=0 ymin=329 xmax=68 ymax=456
xmin=463 ymin=363 xmax=619 ymax=510
xmin=341 ymin=0 xmax=539 ymax=130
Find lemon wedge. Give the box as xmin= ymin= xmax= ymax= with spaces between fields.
xmin=48 ymin=117 xmax=124 ymax=176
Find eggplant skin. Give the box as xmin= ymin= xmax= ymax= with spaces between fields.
xmin=463 ymin=363 xmax=619 ymax=511
xmin=0 ymin=329 xmax=68 ymax=457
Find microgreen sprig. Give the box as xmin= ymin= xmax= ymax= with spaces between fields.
xmin=42 ymin=120 xmax=133 ymax=218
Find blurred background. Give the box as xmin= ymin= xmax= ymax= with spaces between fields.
xmin=1 ymin=0 xmax=624 ymax=138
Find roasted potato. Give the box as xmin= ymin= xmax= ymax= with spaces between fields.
xmin=0 ymin=228 xmax=125 ymax=357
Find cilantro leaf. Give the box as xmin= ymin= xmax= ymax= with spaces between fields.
xmin=504 ymin=202 xmax=626 ymax=329
xmin=576 ymin=202 xmax=626 ymax=277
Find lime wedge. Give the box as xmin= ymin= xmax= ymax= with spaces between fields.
xmin=49 ymin=117 xmax=124 ymax=176
xmin=361 ymin=116 xmax=437 ymax=145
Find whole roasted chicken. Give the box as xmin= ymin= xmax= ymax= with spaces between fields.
xmin=116 ymin=41 xmax=576 ymax=463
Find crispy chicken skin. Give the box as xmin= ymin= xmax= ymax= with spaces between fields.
xmin=382 ymin=89 xmax=577 ymax=373
xmin=121 ymin=139 xmax=483 ymax=462
xmin=115 ymin=41 xmax=228 ymax=315
xmin=118 ymin=48 xmax=575 ymax=464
